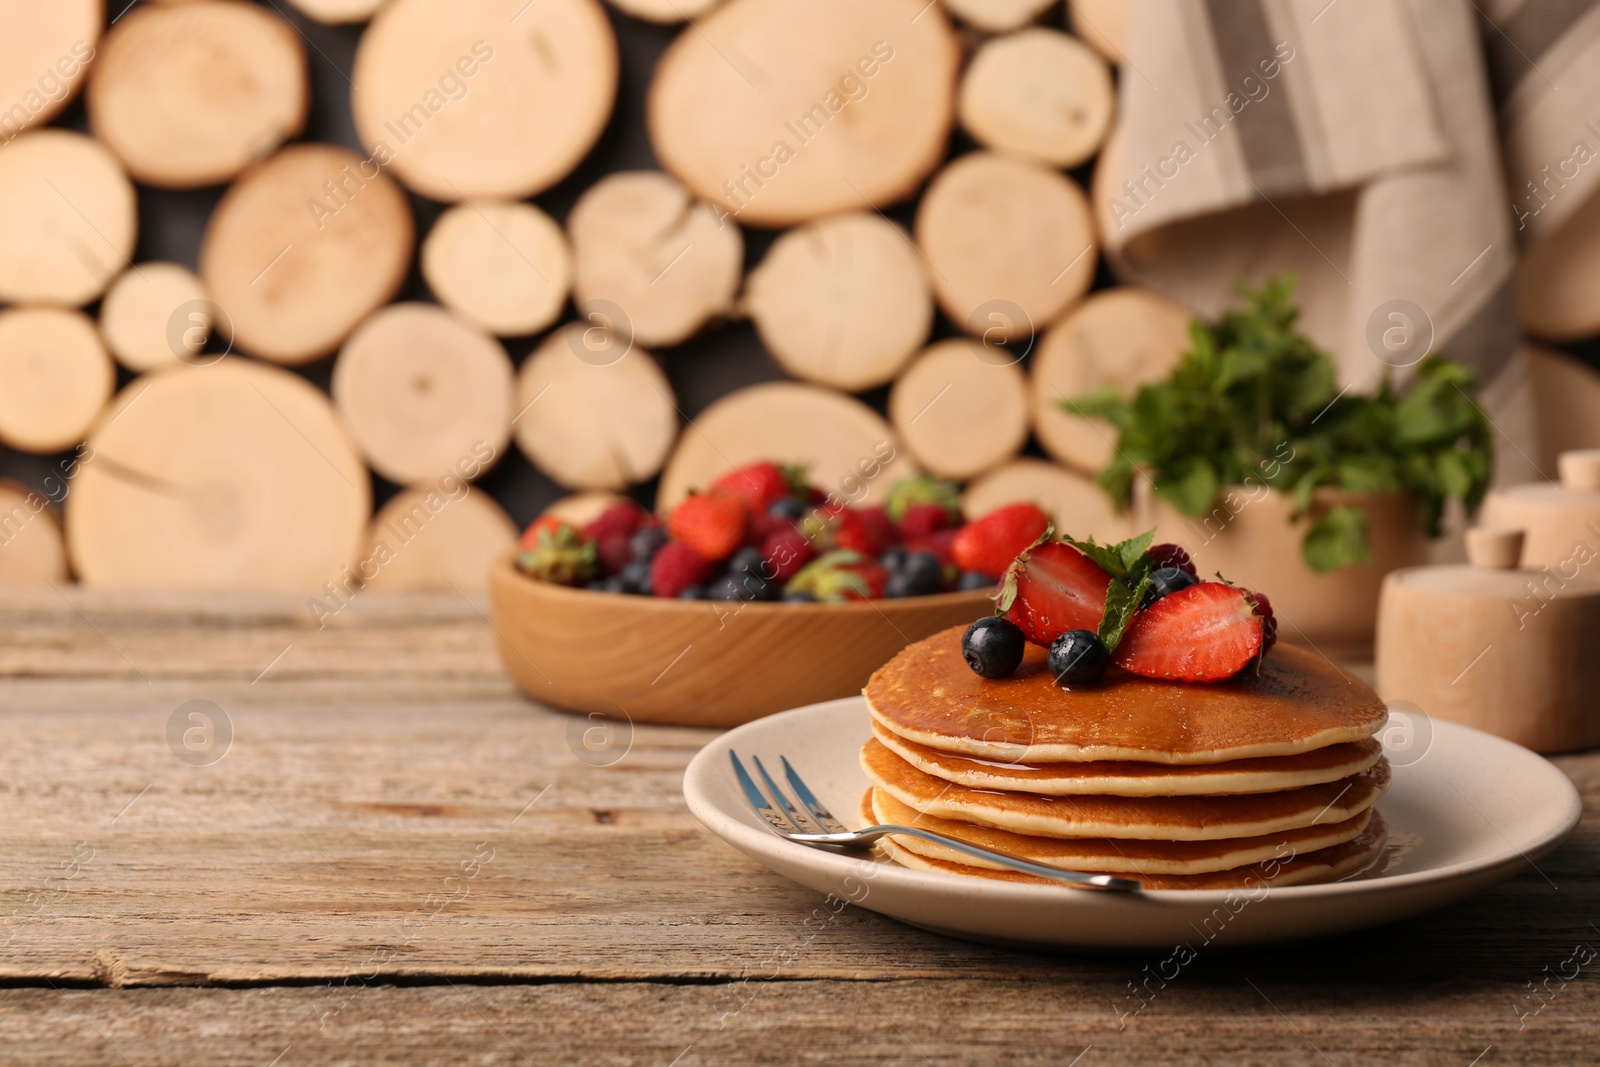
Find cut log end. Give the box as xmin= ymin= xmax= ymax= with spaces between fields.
xmin=88 ymin=1 xmax=308 ymax=189
xmin=67 ymin=359 xmax=370 ymax=592
xmin=361 ymin=486 xmax=518 ymax=594
xmin=889 ymin=339 xmax=1029 ymax=481
xmin=744 ymin=212 xmax=932 ymax=391
xmin=655 ymin=380 xmax=917 ymax=512
xmin=1031 ymin=287 xmax=1194 ymax=473
xmin=199 ymin=143 xmax=414 ymax=365
xmin=568 ymin=171 xmax=743 ymax=349
xmin=0 ymin=481 xmax=70 ymax=586
xmin=99 ymin=263 xmax=212 ymax=372
xmin=513 ymin=324 xmax=679 ymax=492
xmin=351 ymin=0 xmax=618 ymax=200
xmin=0 ymin=308 xmax=114 ymax=455
xmin=332 ymin=303 xmax=513 ymax=487
xmin=422 ymin=201 xmax=573 ymax=338
xmin=0 ymin=131 xmax=136 ymax=307
xmin=647 ymin=0 xmax=959 ymax=226
xmin=958 ymin=28 xmax=1113 ymax=169
xmin=917 ymin=151 xmax=1097 ymax=344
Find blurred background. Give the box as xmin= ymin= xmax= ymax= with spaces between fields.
xmin=3 ymin=0 xmax=1599 ymax=623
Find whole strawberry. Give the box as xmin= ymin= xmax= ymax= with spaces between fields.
xmin=898 ymin=502 xmax=954 ymax=540
xmin=831 ymin=506 xmax=896 ymax=556
xmin=712 ymin=462 xmax=806 ymax=514
xmin=761 ymin=527 xmax=816 ymax=583
xmin=593 ymin=531 xmax=633 ymax=576
xmin=668 ymin=490 xmax=749 ymax=562
xmin=885 ymin=475 xmax=962 ymax=524
xmin=583 ymin=500 xmax=645 ymax=543
xmin=516 ymin=519 xmax=599 ymax=586
xmin=650 ymin=541 xmax=711 ymax=598
xmin=784 ymin=550 xmax=888 ymax=601
xmin=952 ymin=503 xmax=1050 ymax=579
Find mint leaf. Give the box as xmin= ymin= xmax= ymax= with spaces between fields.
xmin=1155 ymin=458 xmax=1217 ymax=517
xmin=1303 ymin=505 xmax=1371 ymax=573
xmin=1098 ymin=571 xmax=1154 ymax=652
xmin=1061 ymin=529 xmax=1154 ymax=581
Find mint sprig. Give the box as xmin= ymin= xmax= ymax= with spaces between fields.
xmin=1062 ymin=530 xmax=1155 ymax=653
xmin=1065 ymin=276 xmax=1493 ymax=573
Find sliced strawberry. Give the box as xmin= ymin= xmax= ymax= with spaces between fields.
xmin=997 ymin=541 xmax=1110 ymax=646
xmin=1115 ymin=582 xmax=1263 ymax=682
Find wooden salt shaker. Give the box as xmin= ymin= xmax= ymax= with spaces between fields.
xmin=1375 ymin=526 xmax=1600 ymax=753
xmin=1481 ymin=449 xmax=1600 ymax=569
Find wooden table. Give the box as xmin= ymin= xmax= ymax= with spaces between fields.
xmin=0 ymin=589 xmax=1594 ymax=1066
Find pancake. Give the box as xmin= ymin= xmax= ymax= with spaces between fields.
xmin=861 ymin=737 xmax=1390 ymax=841
xmin=871 ymin=719 xmax=1383 ymax=797
xmin=872 ymin=808 xmax=1390 ymax=890
xmin=866 ymin=626 xmax=1388 ymax=763
xmin=868 ymin=787 xmax=1374 ymax=875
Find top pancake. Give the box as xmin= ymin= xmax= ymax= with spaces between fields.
xmin=866 ymin=625 xmax=1388 ymax=764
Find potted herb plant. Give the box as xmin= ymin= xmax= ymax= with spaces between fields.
xmin=1068 ymin=277 xmax=1493 ymax=656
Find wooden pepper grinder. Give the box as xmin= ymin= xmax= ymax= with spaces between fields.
xmin=1375 ymin=526 xmax=1600 ymax=753
xmin=1482 ymin=449 xmax=1600 ymax=569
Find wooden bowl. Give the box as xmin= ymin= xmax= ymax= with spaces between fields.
xmin=487 ymin=553 xmax=993 ymax=727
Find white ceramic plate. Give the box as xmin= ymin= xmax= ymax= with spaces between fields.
xmin=683 ymin=697 xmax=1583 ymax=949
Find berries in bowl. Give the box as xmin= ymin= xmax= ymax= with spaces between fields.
xmin=488 ymin=464 xmax=1051 ymax=726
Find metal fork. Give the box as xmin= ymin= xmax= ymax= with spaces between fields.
xmin=730 ymin=751 xmax=1141 ymax=892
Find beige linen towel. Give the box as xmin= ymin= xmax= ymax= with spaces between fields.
xmin=1095 ymin=0 xmax=1543 ymax=486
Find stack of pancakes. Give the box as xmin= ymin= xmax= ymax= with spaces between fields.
xmin=861 ymin=626 xmax=1392 ymax=889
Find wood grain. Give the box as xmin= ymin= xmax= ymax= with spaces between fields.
xmin=0 ymin=589 xmax=1593 ymax=1065
xmin=0 ymin=130 xmax=136 ymax=306
xmin=87 ymin=1 xmax=308 ymax=188
xmin=648 ymin=0 xmax=960 ymax=227
xmin=351 ymin=0 xmax=617 ymax=200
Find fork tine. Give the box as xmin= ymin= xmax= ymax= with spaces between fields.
xmin=780 ymin=756 xmax=848 ymax=834
xmin=752 ymin=755 xmax=817 ymax=832
xmin=730 ymin=750 xmax=800 ymax=834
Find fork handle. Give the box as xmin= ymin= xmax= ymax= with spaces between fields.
xmin=794 ymin=825 xmax=1142 ymax=892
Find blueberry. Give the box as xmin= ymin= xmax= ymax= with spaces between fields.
xmin=957 ymin=570 xmax=994 ymax=591
xmin=879 ymin=546 xmax=909 ymax=572
xmin=629 ymin=525 xmax=668 ymax=562
xmin=962 ymin=617 xmax=1026 ymax=679
xmin=709 ymin=572 xmax=779 ymax=602
xmin=783 ymin=590 xmax=818 ymax=603
xmin=727 ymin=545 xmax=767 ymax=579
xmin=619 ymin=558 xmax=653 ymax=594
xmin=888 ymin=552 xmax=943 ymax=597
xmin=676 ymin=584 xmax=707 ymax=600
xmin=599 ymin=575 xmax=629 ymax=594
xmin=585 ymin=578 xmax=608 ymax=591
xmin=767 ymin=498 xmax=807 ymax=522
xmin=1142 ymin=566 xmax=1199 ymax=607
xmin=903 ymin=551 xmax=942 ymax=586
xmin=1048 ymin=629 xmax=1109 ymax=687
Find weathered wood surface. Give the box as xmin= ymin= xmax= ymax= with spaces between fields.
xmin=0 ymin=590 xmax=1595 ymax=1065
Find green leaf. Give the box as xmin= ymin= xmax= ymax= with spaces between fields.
xmin=1154 ymin=458 xmax=1218 ymax=517
xmin=1302 ymin=505 xmax=1371 ymax=573
xmin=1061 ymin=528 xmax=1154 ymax=581
xmin=1097 ymin=573 xmax=1153 ymax=653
